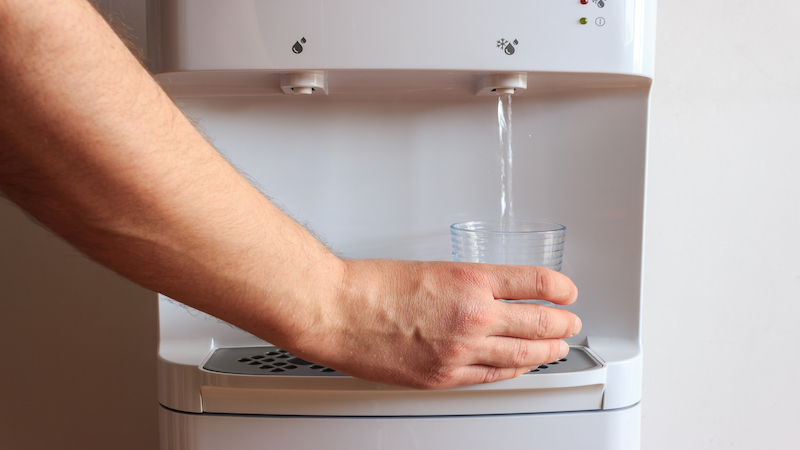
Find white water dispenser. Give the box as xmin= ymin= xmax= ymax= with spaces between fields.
xmin=152 ymin=0 xmax=656 ymax=448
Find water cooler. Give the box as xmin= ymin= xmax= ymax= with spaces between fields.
xmin=150 ymin=0 xmax=656 ymax=448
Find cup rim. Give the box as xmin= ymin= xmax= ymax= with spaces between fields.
xmin=450 ymin=220 xmax=566 ymax=234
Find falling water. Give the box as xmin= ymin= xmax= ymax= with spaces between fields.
xmin=498 ymin=94 xmax=514 ymax=231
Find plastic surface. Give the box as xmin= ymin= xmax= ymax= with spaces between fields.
xmin=203 ymin=345 xmax=600 ymax=377
xmin=153 ymin=0 xmax=655 ymax=77
xmin=185 ymin=345 xmax=606 ymax=416
xmin=203 ymin=346 xmax=346 ymax=377
xmin=160 ymin=403 xmax=642 ymax=450
xmin=156 ymin=80 xmax=649 ymax=414
xmin=155 ymin=82 xmax=650 ymax=348
xmin=175 ymin=340 xmax=608 ymax=416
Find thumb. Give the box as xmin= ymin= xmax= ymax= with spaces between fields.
xmin=486 ymin=265 xmax=578 ymax=305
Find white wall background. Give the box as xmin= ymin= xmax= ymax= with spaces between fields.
xmin=643 ymin=1 xmax=800 ymax=448
xmin=1 ymin=1 xmax=798 ymax=449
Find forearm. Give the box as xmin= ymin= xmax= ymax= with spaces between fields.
xmin=0 ymin=0 xmax=582 ymax=389
xmin=0 ymin=0 xmax=342 ymax=345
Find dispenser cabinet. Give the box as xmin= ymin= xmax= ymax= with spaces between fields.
xmin=152 ymin=1 xmax=656 ymax=448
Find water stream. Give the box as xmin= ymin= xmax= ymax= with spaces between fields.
xmin=498 ymin=94 xmax=514 ymax=231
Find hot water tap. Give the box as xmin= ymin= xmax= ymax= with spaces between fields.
xmin=280 ymin=71 xmax=328 ymax=95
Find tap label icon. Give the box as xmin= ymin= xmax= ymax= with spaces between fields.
xmin=292 ymin=37 xmax=307 ymax=54
xmin=496 ymin=38 xmax=518 ymax=56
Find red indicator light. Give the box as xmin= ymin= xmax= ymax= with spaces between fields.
xmin=580 ymin=0 xmax=589 ymax=4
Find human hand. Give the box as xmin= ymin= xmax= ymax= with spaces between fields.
xmin=286 ymin=259 xmax=581 ymax=390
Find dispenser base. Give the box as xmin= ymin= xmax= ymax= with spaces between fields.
xmin=159 ymin=403 xmax=641 ymax=450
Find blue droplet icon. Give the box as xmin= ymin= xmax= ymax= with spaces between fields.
xmin=292 ymin=41 xmax=303 ymax=54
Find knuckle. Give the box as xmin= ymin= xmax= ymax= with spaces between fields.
xmin=535 ymin=268 xmax=554 ymax=297
xmin=482 ymin=367 xmax=504 ymax=384
xmin=414 ymin=347 xmax=466 ymax=390
xmin=533 ymin=307 xmax=553 ymax=338
xmin=509 ymin=340 xmax=531 ymax=367
xmin=452 ymin=301 xmax=493 ymax=332
xmin=419 ymin=366 xmax=457 ymax=390
xmin=447 ymin=263 xmax=491 ymax=290
xmin=526 ymin=341 xmax=562 ymax=366
xmin=437 ymin=340 xmax=468 ymax=365
xmin=548 ymin=340 xmax=563 ymax=363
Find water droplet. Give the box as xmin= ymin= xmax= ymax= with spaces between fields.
xmin=301 ymin=37 xmax=307 ymax=44
xmin=292 ymin=41 xmax=303 ymax=54
xmin=513 ymin=39 xmax=518 ymax=45
xmin=597 ymin=0 xmax=605 ymax=7
xmin=504 ymin=43 xmax=515 ymax=55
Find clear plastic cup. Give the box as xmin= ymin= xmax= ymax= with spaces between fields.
xmin=450 ymin=221 xmax=566 ymax=271
xmin=451 ymin=221 xmax=566 ymax=306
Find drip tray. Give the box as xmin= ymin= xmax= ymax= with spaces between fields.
xmin=203 ymin=345 xmax=601 ymax=377
xmin=199 ymin=345 xmax=606 ymax=416
xmin=203 ymin=346 xmax=346 ymax=377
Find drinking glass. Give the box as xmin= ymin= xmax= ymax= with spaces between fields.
xmin=451 ymin=220 xmax=566 ymax=305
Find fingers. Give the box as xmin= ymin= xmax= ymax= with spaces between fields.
xmin=485 ymin=264 xmax=578 ymax=305
xmin=491 ymin=301 xmax=582 ymax=340
xmin=444 ymin=337 xmax=570 ymax=387
xmin=452 ymin=365 xmax=533 ymax=386
xmin=472 ymin=336 xmax=569 ymax=369
xmin=421 ymin=338 xmax=569 ymax=389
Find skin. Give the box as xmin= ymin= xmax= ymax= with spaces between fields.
xmin=0 ymin=0 xmax=581 ymax=389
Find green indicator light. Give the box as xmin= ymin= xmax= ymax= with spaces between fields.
xmin=579 ymin=17 xmax=588 ymax=25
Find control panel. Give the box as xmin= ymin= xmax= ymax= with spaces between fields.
xmin=155 ymin=0 xmax=655 ymax=77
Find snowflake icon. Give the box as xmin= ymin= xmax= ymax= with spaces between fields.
xmin=497 ymin=38 xmax=508 ymax=49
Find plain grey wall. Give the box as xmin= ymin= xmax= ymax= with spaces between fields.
xmin=2 ymin=1 xmax=799 ymax=449
xmin=0 ymin=2 xmax=158 ymax=450
xmin=0 ymin=200 xmax=159 ymax=449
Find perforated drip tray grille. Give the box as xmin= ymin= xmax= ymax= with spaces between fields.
xmin=203 ymin=345 xmax=601 ymax=377
xmin=203 ymin=346 xmax=347 ymax=376
xmin=525 ymin=346 xmax=600 ymax=374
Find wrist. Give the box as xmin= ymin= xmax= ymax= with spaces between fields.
xmin=243 ymin=245 xmax=348 ymax=357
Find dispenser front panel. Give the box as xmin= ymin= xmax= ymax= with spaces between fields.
xmin=171 ymin=80 xmax=648 ymax=345
xmin=156 ymin=0 xmax=655 ymax=76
